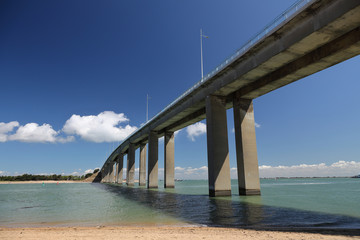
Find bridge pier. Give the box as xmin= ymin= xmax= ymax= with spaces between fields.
xmin=164 ymin=131 xmax=175 ymax=188
xmin=100 ymin=168 xmax=105 ymax=183
xmin=104 ymin=167 xmax=109 ymax=183
xmin=147 ymin=131 xmax=158 ymax=188
xmin=127 ymin=143 xmax=135 ymax=186
xmin=206 ymin=95 xmax=231 ymax=197
xmin=116 ymin=154 xmax=124 ymax=184
xmin=105 ymin=164 xmax=110 ymax=183
xmin=233 ymin=97 xmax=261 ymax=195
xmin=109 ymin=162 xmax=115 ymax=183
xmin=139 ymin=144 xmax=147 ymax=186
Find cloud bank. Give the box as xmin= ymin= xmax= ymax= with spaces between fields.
xmin=0 ymin=121 xmax=73 ymax=143
xmin=168 ymin=160 xmax=360 ymax=180
xmin=259 ymin=160 xmax=360 ymax=178
xmin=8 ymin=123 xmax=74 ymax=143
xmin=0 ymin=111 xmax=137 ymax=143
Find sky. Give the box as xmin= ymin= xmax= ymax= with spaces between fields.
xmin=1 ymin=0 xmax=360 ymax=178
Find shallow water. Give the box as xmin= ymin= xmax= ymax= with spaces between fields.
xmin=0 ymin=178 xmax=360 ymax=229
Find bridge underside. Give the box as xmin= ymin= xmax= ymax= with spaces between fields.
xmin=101 ymin=0 xmax=360 ymax=196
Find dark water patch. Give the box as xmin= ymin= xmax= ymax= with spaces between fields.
xmin=97 ymin=183 xmax=360 ymax=235
xmin=18 ymin=205 xmax=43 ymax=210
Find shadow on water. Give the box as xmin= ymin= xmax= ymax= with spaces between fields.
xmin=94 ymin=183 xmax=360 ymax=236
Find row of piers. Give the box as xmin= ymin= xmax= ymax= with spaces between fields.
xmin=101 ymin=96 xmax=260 ymax=197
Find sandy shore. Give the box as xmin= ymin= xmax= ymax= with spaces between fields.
xmin=0 ymin=180 xmax=82 ymax=184
xmin=0 ymin=226 xmax=359 ymax=240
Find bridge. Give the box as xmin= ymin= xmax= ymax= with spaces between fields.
xmin=99 ymin=0 xmax=360 ymax=196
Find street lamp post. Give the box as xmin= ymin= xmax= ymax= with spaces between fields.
xmin=146 ymin=94 xmax=151 ymax=122
xmin=200 ymin=28 xmax=208 ymax=80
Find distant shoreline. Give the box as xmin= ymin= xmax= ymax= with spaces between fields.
xmin=0 ymin=176 xmax=357 ymax=184
xmin=0 ymin=180 xmax=85 ymax=184
xmin=260 ymin=176 xmax=355 ymax=179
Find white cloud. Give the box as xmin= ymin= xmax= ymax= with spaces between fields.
xmin=186 ymin=122 xmax=206 ymax=141
xmin=8 ymin=123 xmax=73 ymax=143
xmin=174 ymin=165 xmax=208 ymax=180
xmin=259 ymin=160 xmax=360 ymax=178
xmin=0 ymin=121 xmax=19 ymax=142
xmin=62 ymin=111 xmax=137 ymax=143
xmin=159 ymin=129 xmax=182 ymax=142
xmin=0 ymin=121 xmax=73 ymax=143
xmin=0 ymin=111 xmax=136 ymax=144
xmin=84 ymin=169 xmax=94 ymax=174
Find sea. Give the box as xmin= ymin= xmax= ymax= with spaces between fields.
xmin=1 ymin=178 xmax=360 ymax=230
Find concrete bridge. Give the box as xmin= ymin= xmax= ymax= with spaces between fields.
xmin=99 ymin=0 xmax=360 ymax=196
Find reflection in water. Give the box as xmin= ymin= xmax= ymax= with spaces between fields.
xmin=98 ymin=183 xmax=360 ymax=230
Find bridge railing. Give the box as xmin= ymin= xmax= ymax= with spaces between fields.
xmin=109 ymin=0 xmax=314 ymax=159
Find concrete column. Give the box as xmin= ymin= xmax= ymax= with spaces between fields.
xmin=126 ymin=154 xmax=129 ymax=183
xmin=127 ymin=144 xmax=135 ymax=186
xmin=115 ymin=161 xmax=119 ymax=183
xmin=116 ymin=154 xmax=124 ymax=184
xmin=101 ymin=168 xmax=105 ymax=183
xmin=105 ymin=165 xmax=110 ymax=183
xmin=139 ymin=144 xmax=147 ymax=186
xmin=109 ymin=162 xmax=115 ymax=183
xmin=205 ymin=95 xmax=231 ymax=197
xmin=113 ymin=163 xmax=117 ymax=183
xmin=147 ymin=131 xmax=158 ymax=188
xmin=164 ymin=131 xmax=175 ymax=188
xmin=233 ymin=97 xmax=261 ymax=195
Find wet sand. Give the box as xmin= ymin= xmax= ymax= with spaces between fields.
xmin=0 ymin=226 xmax=359 ymax=240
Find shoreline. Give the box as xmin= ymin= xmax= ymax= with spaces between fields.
xmin=0 ymin=226 xmax=358 ymax=240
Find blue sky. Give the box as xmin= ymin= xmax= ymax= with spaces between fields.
xmin=1 ymin=0 xmax=360 ymax=178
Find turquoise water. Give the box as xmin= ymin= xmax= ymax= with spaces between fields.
xmin=1 ymin=178 xmax=360 ymax=229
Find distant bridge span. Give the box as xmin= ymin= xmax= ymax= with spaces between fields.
xmin=100 ymin=0 xmax=360 ymax=196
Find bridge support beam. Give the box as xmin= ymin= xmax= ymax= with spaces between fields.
xmin=205 ymin=95 xmax=231 ymax=197
xmin=116 ymin=154 xmax=124 ymax=184
xmin=233 ymin=97 xmax=261 ymax=195
xmin=127 ymin=144 xmax=135 ymax=186
xmin=139 ymin=144 xmax=147 ymax=186
xmin=147 ymin=131 xmax=158 ymax=188
xmin=164 ymin=131 xmax=175 ymax=188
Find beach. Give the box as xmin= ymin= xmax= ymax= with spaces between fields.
xmin=1 ymin=226 xmax=359 ymax=240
